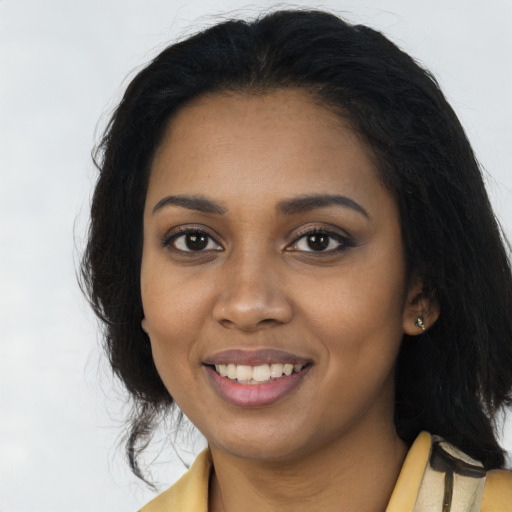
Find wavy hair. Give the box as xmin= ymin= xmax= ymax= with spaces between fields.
xmin=80 ymin=9 xmax=512 ymax=480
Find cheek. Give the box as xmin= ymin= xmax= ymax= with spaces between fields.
xmin=141 ymin=272 xmax=187 ymax=369
xmin=296 ymin=257 xmax=407 ymax=377
xmin=299 ymin=272 xmax=405 ymax=425
xmin=299 ymin=261 xmax=406 ymax=335
xmin=141 ymin=256 xmax=210 ymax=339
xmin=140 ymin=260 xmax=219 ymax=395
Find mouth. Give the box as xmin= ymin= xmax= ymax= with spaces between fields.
xmin=203 ymin=349 xmax=313 ymax=407
xmin=207 ymin=362 xmax=309 ymax=384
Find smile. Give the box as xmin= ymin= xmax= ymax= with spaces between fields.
xmin=214 ymin=363 xmax=305 ymax=384
xmin=203 ymin=349 xmax=312 ymax=407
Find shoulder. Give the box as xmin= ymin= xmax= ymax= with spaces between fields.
xmin=427 ymin=435 xmax=512 ymax=512
xmin=138 ymin=440 xmax=512 ymax=511
xmin=387 ymin=432 xmax=512 ymax=511
xmin=482 ymin=468 xmax=512 ymax=511
xmin=139 ymin=449 xmax=211 ymax=512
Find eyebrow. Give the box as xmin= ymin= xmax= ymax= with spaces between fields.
xmin=277 ymin=194 xmax=369 ymax=218
xmin=152 ymin=193 xmax=369 ymax=218
xmin=152 ymin=195 xmax=227 ymax=215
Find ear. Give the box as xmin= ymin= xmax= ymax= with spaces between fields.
xmin=402 ymin=279 xmax=440 ymax=336
xmin=141 ymin=318 xmax=149 ymax=333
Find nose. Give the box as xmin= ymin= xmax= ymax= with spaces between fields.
xmin=212 ymin=252 xmax=293 ymax=332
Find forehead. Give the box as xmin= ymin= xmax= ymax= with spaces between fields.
xmin=147 ymin=89 xmax=386 ymax=209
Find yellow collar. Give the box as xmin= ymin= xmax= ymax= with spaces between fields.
xmin=140 ymin=431 xmax=512 ymax=511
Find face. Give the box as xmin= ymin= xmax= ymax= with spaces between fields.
xmin=141 ymin=89 xmax=421 ymax=462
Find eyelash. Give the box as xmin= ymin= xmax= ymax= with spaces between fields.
xmin=161 ymin=226 xmax=223 ymax=254
xmin=287 ymin=227 xmax=354 ymax=255
xmin=161 ymin=226 xmax=354 ymax=256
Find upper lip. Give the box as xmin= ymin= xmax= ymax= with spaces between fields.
xmin=204 ymin=348 xmax=312 ymax=366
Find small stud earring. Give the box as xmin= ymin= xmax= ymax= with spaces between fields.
xmin=415 ymin=315 xmax=426 ymax=331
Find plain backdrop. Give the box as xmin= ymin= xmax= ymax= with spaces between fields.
xmin=1 ymin=0 xmax=511 ymax=510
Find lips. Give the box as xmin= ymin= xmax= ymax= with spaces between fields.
xmin=203 ymin=349 xmax=312 ymax=407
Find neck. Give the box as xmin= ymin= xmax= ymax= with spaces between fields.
xmin=208 ymin=422 xmax=408 ymax=512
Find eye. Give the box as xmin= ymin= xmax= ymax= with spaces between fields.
xmin=289 ymin=228 xmax=351 ymax=254
xmin=163 ymin=228 xmax=222 ymax=253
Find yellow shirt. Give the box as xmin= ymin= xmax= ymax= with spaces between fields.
xmin=141 ymin=432 xmax=512 ymax=511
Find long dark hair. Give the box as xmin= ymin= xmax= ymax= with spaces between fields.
xmin=80 ymin=9 xmax=512 ymax=480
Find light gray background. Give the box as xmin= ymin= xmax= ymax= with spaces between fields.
xmin=1 ymin=0 xmax=511 ymax=510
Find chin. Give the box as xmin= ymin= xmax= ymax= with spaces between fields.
xmin=215 ymin=437 xmax=307 ymax=462
xmin=204 ymin=417 xmax=337 ymax=463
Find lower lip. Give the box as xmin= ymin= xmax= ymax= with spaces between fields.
xmin=204 ymin=365 xmax=312 ymax=408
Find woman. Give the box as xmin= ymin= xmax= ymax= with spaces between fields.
xmin=81 ymin=9 xmax=512 ymax=511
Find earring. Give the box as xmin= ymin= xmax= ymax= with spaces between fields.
xmin=415 ymin=315 xmax=426 ymax=331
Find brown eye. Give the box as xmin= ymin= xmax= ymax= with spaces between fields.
xmin=165 ymin=230 xmax=222 ymax=253
xmin=306 ymin=233 xmax=330 ymax=251
xmin=184 ymin=232 xmax=209 ymax=250
xmin=289 ymin=228 xmax=351 ymax=254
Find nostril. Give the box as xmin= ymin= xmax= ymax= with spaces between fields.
xmin=223 ymin=317 xmax=286 ymax=332
xmin=259 ymin=318 xmax=282 ymax=327
xmin=219 ymin=319 xmax=236 ymax=330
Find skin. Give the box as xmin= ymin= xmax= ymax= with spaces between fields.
xmin=141 ymin=89 xmax=438 ymax=511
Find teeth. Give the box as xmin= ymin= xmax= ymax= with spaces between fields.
xmin=227 ymin=363 xmax=237 ymax=379
xmin=214 ymin=363 xmax=305 ymax=382
xmin=253 ymin=364 xmax=271 ymax=382
xmin=270 ymin=363 xmax=283 ymax=378
xmin=215 ymin=364 xmax=228 ymax=377
xmin=236 ymin=365 xmax=253 ymax=382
